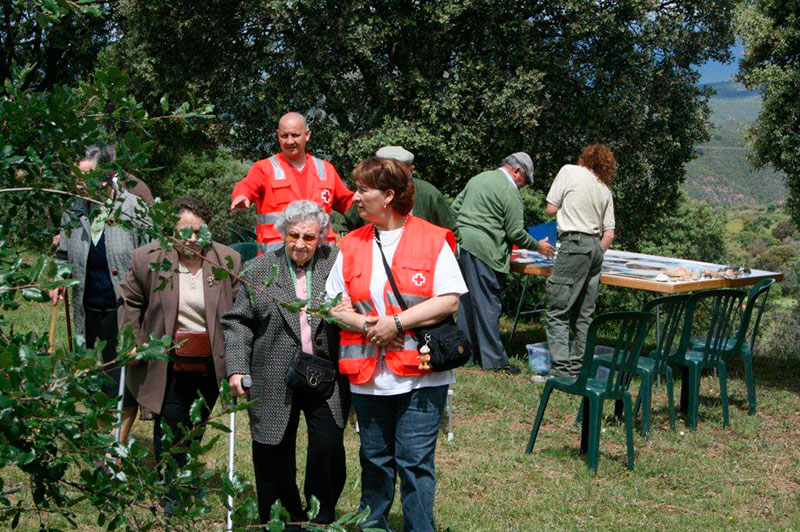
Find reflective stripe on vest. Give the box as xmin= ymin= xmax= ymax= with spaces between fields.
xmin=256 ymin=212 xmax=281 ymax=225
xmin=312 ymin=156 xmax=327 ymax=180
xmin=355 ymin=300 xmax=376 ymax=315
xmin=268 ymin=156 xmax=285 ymax=181
xmin=386 ymin=292 xmax=427 ymax=309
xmin=341 ymin=342 xmax=377 ymax=360
xmin=340 ymin=331 xmax=418 ymax=361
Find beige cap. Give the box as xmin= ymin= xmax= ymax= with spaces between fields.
xmin=376 ymin=146 xmax=414 ymax=165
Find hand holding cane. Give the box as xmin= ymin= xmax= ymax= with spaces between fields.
xmin=227 ymin=374 xmax=251 ymax=532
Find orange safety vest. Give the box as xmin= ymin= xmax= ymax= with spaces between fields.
xmin=338 ymin=216 xmax=457 ymax=384
xmin=241 ymin=153 xmax=338 ymax=255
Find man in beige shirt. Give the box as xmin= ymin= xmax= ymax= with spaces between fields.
xmin=543 ymin=145 xmax=616 ymax=378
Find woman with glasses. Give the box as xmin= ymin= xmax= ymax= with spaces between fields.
xmin=222 ymin=200 xmax=350 ymax=529
xmin=118 ymin=196 xmax=241 ymax=511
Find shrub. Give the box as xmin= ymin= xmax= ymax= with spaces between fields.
xmin=161 ymin=147 xmax=253 ymax=244
xmin=772 ymin=219 xmax=796 ymax=241
xmin=758 ymin=302 xmax=800 ymax=361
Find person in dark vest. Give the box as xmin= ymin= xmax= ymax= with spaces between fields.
xmin=53 ymin=149 xmax=150 ymax=441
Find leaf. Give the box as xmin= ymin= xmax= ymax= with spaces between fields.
xmin=225 ymin=254 xmax=235 ymax=269
xmin=212 ymin=266 xmax=230 ymax=280
xmin=160 ymin=93 xmax=170 ymax=113
xmin=22 ymin=287 xmax=47 ymax=302
xmin=189 ymin=396 xmax=206 ymax=425
xmin=307 ymin=495 xmax=320 ymax=520
xmin=264 ymin=264 xmax=278 ymax=287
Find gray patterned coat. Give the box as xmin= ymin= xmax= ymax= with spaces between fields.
xmin=55 ymin=190 xmax=147 ymax=338
xmin=221 ymin=244 xmax=349 ymax=445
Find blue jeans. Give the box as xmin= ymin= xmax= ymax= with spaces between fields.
xmin=352 ymin=385 xmax=448 ymax=532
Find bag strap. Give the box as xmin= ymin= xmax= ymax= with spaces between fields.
xmin=373 ymin=226 xmax=408 ymax=312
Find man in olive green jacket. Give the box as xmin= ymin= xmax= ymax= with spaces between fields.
xmin=452 ymin=153 xmax=554 ymax=373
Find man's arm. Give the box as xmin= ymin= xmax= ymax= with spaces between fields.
xmin=431 ymin=190 xmax=458 ymax=239
xmin=231 ymin=161 xmax=266 ymax=210
xmin=503 ymin=194 xmax=555 ymax=257
xmin=545 ymin=203 xmax=559 ymax=217
xmin=600 ymin=229 xmax=615 ymax=253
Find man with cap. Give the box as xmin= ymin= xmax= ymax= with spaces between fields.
xmin=452 ymin=153 xmax=555 ymax=374
xmin=342 ymin=145 xmax=458 ymax=238
xmin=230 ymin=112 xmax=354 ymax=254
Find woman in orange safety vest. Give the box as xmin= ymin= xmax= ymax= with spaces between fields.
xmin=326 ymin=157 xmax=467 ymax=532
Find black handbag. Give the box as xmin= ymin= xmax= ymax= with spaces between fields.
xmin=374 ymin=227 xmax=472 ymax=372
xmin=284 ymin=350 xmax=336 ymax=399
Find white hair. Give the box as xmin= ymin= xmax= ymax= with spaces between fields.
xmin=275 ymin=200 xmax=331 ymax=237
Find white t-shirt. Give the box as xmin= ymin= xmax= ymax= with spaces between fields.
xmin=325 ymin=226 xmax=468 ymax=396
xmin=546 ymin=164 xmax=615 ymax=236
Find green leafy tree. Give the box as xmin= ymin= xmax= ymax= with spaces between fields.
xmin=736 ymin=0 xmax=800 ymax=225
xmin=108 ymin=0 xmax=735 ymax=247
xmin=0 ymin=4 xmax=370 ymax=530
xmin=0 ymin=0 xmax=108 ymax=91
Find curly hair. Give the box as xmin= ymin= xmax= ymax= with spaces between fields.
xmin=351 ymin=156 xmax=415 ymax=216
xmin=578 ymin=144 xmax=617 ymax=186
xmin=275 ymin=200 xmax=331 ymax=237
xmin=174 ymin=195 xmax=212 ymax=224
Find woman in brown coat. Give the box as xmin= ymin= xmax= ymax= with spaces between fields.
xmin=118 ymin=196 xmax=241 ymax=477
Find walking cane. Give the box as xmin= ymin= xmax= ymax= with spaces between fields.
xmin=114 ymin=364 xmax=127 ymax=443
xmin=63 ymin=290 xmax=74 ymax=352
xmin=47 ymin=299 xmax=59 ymax=354
xmin=227 ymin=375 xmax=251 ymax=532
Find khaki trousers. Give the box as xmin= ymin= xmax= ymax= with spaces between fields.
xmin=545 ymin=233 xmax=604 ymax=376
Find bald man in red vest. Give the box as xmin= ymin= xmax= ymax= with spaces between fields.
xmin=230 ymin=112 xmax=354 ymax=254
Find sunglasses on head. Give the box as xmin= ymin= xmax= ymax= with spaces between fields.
xmin=286 ymin=232 xmax=319 ymax=244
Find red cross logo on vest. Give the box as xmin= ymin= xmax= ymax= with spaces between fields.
xmin=321 ymin=189 xmax=332 ymax=205
xmin=412 ymin=272 xmax=426 ymax=286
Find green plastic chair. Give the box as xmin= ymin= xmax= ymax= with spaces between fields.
xmin=671 ymin=288 xmax=747 ymax=430
xmin=689 ymin=278 xmax=775 ymax=415
xmin=526 ymin=311 xmax=655 ymax=472
xmin=584 ymin=294 xmax=689 ymax=436
xmin=230 ymin=242 xmax=258 ymax=263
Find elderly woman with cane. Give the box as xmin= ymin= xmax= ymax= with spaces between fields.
xmin=222 ymin=200 xmax=350 ymax=529
xmin=118 ymin=196 xmax=240 ymax=510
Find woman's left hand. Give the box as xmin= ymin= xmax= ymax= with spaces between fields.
xmin=366 ymin=316 xmax=400 ymax=346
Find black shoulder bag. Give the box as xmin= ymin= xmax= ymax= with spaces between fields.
xmin=374 ymin=227 xmax=471 ymax=371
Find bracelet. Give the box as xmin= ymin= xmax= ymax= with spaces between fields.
xmin=361 ymin=320 xmax=369 ymax=334
xmin=393 ymin=315 xmax=404 ymax=333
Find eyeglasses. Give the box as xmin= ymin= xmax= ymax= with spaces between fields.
xmin=286 ymin=232 xmax=319 ymax=244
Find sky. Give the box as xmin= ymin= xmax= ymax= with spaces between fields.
xmin=697 ymin=42 xmax=744 ymax=84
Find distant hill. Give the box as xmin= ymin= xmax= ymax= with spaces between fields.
xmin=683 ymin=81 xmax=787 ymax=206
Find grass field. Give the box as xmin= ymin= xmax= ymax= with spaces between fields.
xmin=4 ymin=303 xmax=800 ymax=531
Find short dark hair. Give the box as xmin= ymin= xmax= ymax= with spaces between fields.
xmin=174 ymin=196 xmax=212 ymax=224
xmin=351 ymin=157 xmax=415 ymax=216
